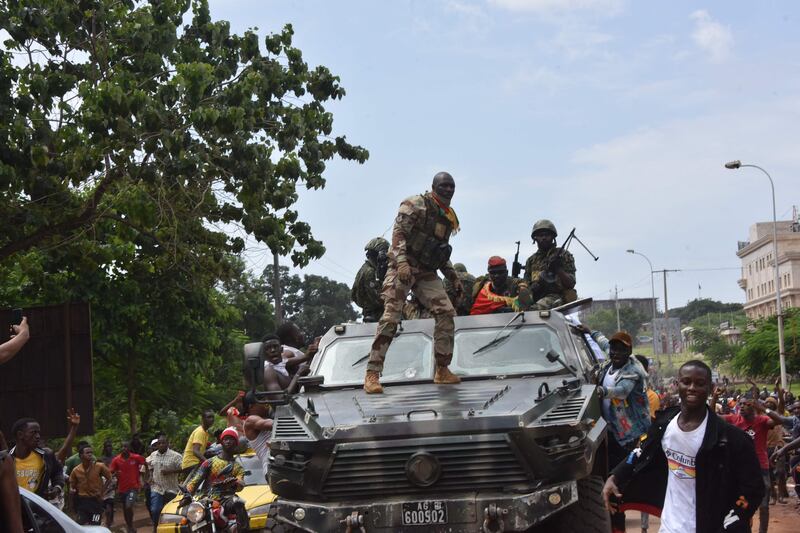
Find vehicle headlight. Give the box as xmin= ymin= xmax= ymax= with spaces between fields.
xmin=248 ymin=504 xmax=270 ymax=516
xmin=159 ymin=513 xmax=184 ymax=524
xmin=186 ymin=502 xmax=205 ymax=524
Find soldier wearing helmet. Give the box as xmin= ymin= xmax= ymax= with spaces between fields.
xmin=351 ymin=237 xmax=389 ymax=322
xmin=524 ymin=219 xmax=577 ymax=309
xmin=444 ymin=262 xmax=476 ymax=315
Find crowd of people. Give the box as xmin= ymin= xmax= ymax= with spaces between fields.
xmin=3 ymin=173 xmax=800 ymax=533
xmin=0 ymin=316 xmax=323 ymax=533
xmin=594 ymin=329 xmax=800 ymax=533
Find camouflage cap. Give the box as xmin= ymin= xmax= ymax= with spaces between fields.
xmin=531 ymin=219 xmax=557 ymax=238
xmin=364 ymin=237 xmax=389 ymax=253
xmin=453 ymin=263 xmax=467 ymax=273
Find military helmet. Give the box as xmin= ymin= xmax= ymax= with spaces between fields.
xmin=364 ymin=237 xmax=389 ymax=253
xmin=453 ymin=263 xmax=467 ymax=273
xmin=531 ymin=219 xmax=557 ymax=238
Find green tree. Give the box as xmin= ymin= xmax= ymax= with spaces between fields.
xmin=669 ymin=299 xmax=743 ymax=324
xmin=223 ymin=257 xmax=274 ymax=342
xmin=0 ymin=0 xmax=367 ymax=265
xmin=262 ymin=265 xmax=358 ymax=338
xmin=584 ymin=307 xmax=648 ymax=340
xmin=690 ymin=328 xmax=737 ymax=367
xmin=0 ymin=0 xmax=367 ymax=435
xmin=292 ymin=274 xmax=359 ymax=338
xmin=732 ymin=307 xmax=800 ymax=378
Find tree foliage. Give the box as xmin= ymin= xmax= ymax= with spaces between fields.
xmin=583 ymin=307 xmax=648 ymax=340
xmin=0 ymin=0 xmax=367 ymax=436
xmin=732 ymin=307 xmax=800 ymax=378
xmin=0 ymin=0 xmax=367 ymax=265
xmin=263 ymin=264 xmax=358 ymax=338
xmin=669 ymin=299 xmax=743 ymax=324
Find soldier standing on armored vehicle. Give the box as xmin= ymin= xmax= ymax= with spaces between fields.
xmin=364 ymin=171 xmax=464 ymax=394
xmin=351 ymin=237 xmax=389 ymax=322
xmin=470 ymin=256 xmax=532 ymax=315
xmin=525 ymin=219 xmax=577 ymax=309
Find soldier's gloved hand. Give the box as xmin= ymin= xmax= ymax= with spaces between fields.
xmin=548 ymin=255 xmax=563 ymax=271
xmin=397 ymin=262 xmax=412 ymax=284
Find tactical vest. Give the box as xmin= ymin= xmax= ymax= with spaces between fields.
xmin=405 ymin=194 xmax=453 ymax=271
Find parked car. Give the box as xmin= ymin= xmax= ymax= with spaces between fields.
xmin=19 ymin=486 xmax=111 ymax=533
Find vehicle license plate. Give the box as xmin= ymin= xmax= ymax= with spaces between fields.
xmin=190 ymin=520 xmax=207 ymax=531
xmin=402 ymin=500 xmax=447 ymax=525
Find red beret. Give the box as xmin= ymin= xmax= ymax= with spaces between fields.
xmin=487 ymin=256 xmax=507 ymax=268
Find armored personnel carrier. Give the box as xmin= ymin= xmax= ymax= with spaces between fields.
xmin=246 ymin=300 xmax=610 ymax=532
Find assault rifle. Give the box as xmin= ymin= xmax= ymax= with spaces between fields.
xmin=540 ymin=228 xmax=599 ymax=284
xmin=511 ymin=241 xmax=523 ymax=278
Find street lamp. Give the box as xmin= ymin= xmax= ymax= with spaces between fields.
xmin=724 ymin=160 xmax=787 ymax=389
xmin=627 ymin=249 xmax=658 ymax=357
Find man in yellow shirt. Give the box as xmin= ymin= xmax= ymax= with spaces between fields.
xmin=181 ymin=410 xmax=215 ymax=477
xmin=10 ymin=418 xmax=64 ymax=505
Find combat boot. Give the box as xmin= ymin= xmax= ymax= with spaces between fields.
xmin=364 ymin=370 xmax=383 ymax=394
xmin=433 ymin=365 xmax=461 ymax=384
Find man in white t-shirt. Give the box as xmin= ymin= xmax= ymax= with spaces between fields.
xmin=602 ymin=360 xmax=764 ymax=533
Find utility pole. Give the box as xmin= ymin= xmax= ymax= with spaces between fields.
xmin=654 ymin=269 xmax=680 ymax=369
xmin=614 ymin=285 xmax=621 ymax=331
xmin=273 ymin=250 xmax=283 ymax=325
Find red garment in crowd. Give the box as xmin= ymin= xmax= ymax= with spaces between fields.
xmin=110 ymin=452 xmax=146 ymax=493
xmin=470 ymin=282 xmax=519 ymax=315
xmin=723 ymin=413 xmax=771 ymax=469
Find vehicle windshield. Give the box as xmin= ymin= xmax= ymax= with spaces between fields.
xmin=450 ymin=325 xmax=568 ymax=377
xmin=315 ymin=325 xmax=569 ymax=385
xmin=315 ymin=333 xmax=434 ymax=385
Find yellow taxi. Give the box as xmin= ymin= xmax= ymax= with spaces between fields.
xmin=157 ymin=451 xmax=276 ymax=532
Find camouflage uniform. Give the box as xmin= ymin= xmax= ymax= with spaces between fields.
xmin=367 ymin=193 xmax=458 ymax=374
xmin=351 ymin=239 xmax=389 ymax=322
xmin=402 ymin=295 xmax=432 ymax=320
xmin=444 ymin=263 xmax=476 ymax=316
xmin=524 ymin=248 xmax=577 ymax=309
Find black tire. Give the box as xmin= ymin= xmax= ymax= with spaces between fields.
xmin=263 ymin=505 xmax=298 ymax=533
xmin=537 ymin=476 xmax=611 ymax=533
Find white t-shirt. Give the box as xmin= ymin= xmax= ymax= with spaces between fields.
xmin=250 ymin=428 xmax=270 ymax=476
xmin=659 ymin=411 xmax=708 ymax=533
xmin=264 ymin=360 xmax=289 ymax=377
xmin=601 ymin=368 xmax=618 ymax=422
xmin=282 ymin=345 xmax=304 ymax=360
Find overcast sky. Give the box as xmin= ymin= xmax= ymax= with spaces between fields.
xmin=209 ymin=0 xmax=800 ymax=310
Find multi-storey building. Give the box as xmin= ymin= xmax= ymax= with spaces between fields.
xmin=736 ymin=216 xmax=800 ymax=320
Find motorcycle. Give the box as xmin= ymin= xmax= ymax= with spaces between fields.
xmin=179 ymin=481 xmax=248 ymax=533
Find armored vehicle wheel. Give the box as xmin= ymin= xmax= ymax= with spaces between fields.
xmin=264 ymin=506 xmax=298 ymax=533
xmin=536 ymin=475 xmax=610 ymax=533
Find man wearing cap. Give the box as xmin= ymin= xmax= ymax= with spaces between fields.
xmin=183 ymin=428 xmax=248 ymax=530
xmin=470 ymin=257 xmax=532 ymax=315
xmin=524 ymin=219 xmax=576 ymax=309
xmin=364 ymin=172 xmax=464 ymax=394
xmin=596 ymin=331 xmax=651 ymax=532
xmin=352 ymin=237 xmax=390 ymax=322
